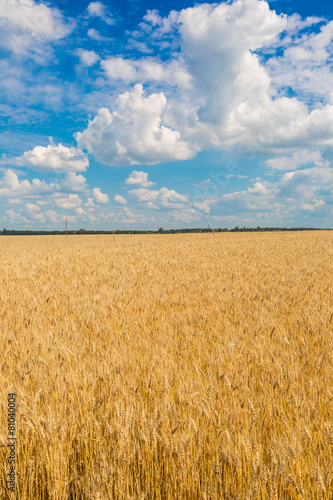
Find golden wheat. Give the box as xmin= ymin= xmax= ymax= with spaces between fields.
xmin=0 ymin=231 xmax=333 ymax=499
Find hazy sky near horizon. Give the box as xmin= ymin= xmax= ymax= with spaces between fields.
xmin=0 ymin=0 xmax=333 ymax=229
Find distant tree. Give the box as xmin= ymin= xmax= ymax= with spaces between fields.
xmin=158 ymin=227 xmax=164 ymax=234
xmin=3 ymin=228 xmax=6 ymax=235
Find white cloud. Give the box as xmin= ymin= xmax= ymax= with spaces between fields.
xmin=76 ymin=84 xmax=194 ymax=166
xmin=2 ymin=0 xmax=333 ymax=230
xmin=0 ymin=0 xmax=73 ymax=60
xmin=143 ymin=9 xmax=179 ymax=36
xmin=0 ymin=169 xmax=120 ymax=227
xmin=54 ymin=194 xmax=82 ymax=210
xmin=0 ymin=170 xmax=88 ymax=210
xmin=300 ymin=199 xmax=325 ymax=212
xmin=76 ymin=49 xmax=100 ymax=67
xmin=26 ymin=203 xmax=40 ymax=212
xmin=123 ymin=206 xmax=140 ymax=218
xmin=278 ymin=165 xmax=333 ymax=198
xmin=248 ymin=182 xmax=271 ymax=195
xmin=300 ymin=203 xmax=314 ymax=211
xmin=92 ymin=187 xmax=109 ymax=204
xmin=31 ymin=212 xmax=45 ymax=222
xmin=87 ymin=2 xmax=115 ymax=25
xmin=0 ymin=169 xmax=54 ymax=197
xmin=266 ymin=150 xmax=329 ymax=170
xmin=60 ymin=172 xmax=87 ymax=192
xmin=229 ymin=96 xmax=333 ymax=154
xmin=128 ymin=186 xmax=189 ymax=208
xmin=0 ymin=0 xmax=71 ymax=38
xmin=101 ymin=58 xmax=136 ymax=81
xmin=193 ymin=198 xmax=217 ymax=214
xmin=143 ymin=9 xmax=164 ymax=27
xmin=146 ymin=201 xmax=159 ymax=209
xmin=5 ymin=143 xmax=88 ymax=173
xmin=85 ymin=198 xmax=96 ymax=207
xmin=114 ymin=194 xmax=127 ymax=204
xmin=44 ymin=210 xmax=59 ymax=223
xmin=206 ymin=160 xmax=333 ymax=226
xmin=314 ymin=199 xmax=326 ymax=207
xmin=267 ymin=19 xmax=333 ymax=100
xmin=171 ymin=0 xmax=286 ymax=131
xmin=87 ymin=1 xmax=104 ymax=17
xmin=6 ymin=209 xmax=29 ymax=223
xmin=284 ymin=14 xmax=324 ymax=35
xmin=126 ymin=38 xmax=153 ymax=54
xmin=171 ymin=208 xmax=201 ymax=223
xmin=32 ymin=210 xmax=61 ymax=223
xmin=125 ymin=170 xmax=155 ymax=187
xmin=87 ymin=28 xmax=109 ymax=41
xmin=140 ymin=1 xmax=333 ymax=156
xmin=101 ymin=57 xmax=192 ymax=89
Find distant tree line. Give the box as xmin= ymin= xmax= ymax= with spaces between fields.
xmin=1 ymin=226 xmax=329 ymax=236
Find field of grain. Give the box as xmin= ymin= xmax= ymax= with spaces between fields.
xmin=0 ymin=232 xmax=333 ymax=499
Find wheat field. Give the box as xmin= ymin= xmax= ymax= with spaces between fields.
xmin=0 ymin=232 xmax=333 ymax=499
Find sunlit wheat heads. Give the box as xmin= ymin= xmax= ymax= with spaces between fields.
xmin=0 ymin=231 xmax=333 ymax=498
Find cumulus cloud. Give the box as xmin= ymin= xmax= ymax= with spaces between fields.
xmin=69 ymin=1 xmax=333 ymax=168
xmin=0 ymin=169 xmax=54 ymax=197
xmin=54 ymin=194 xmax=82 ymax=210
xmin=76 ymin=84 xmax=194 ymax=166
xmin=101 ymin=57 xmax=192 ymax=89
xmin=229 ymin=97 xmax=333 ymax=153
xmin=76 ymin=49 xmax=99 ymax=67
xmin=0 ymin=169 xmax=107 ymax=222
xmin=30 ymin=209 xmax=61 ymax=223
xmin=6 ymin=209 xmax=29 ymax=223
xmin=60 ymin=172 xmax=87 ymax=192
xmin=125 ymin=170 xmax=155 ymax=187
xmin=266 ymin=150 xmax=329 ymax=170
xmin=86 ymin=2 xmax=115 ymax=25
xmin=3 ymin=0 xmax=333 ymax=229
xmin=278 ymin=165 xmax=333 ymax=198
xmin=85 ymin=198 xmax=96 ymax=207
xmin=92 ymin=187 xmax=109 ymax=204
xmin=193 ymin=198 xmax=217 ymax=214
xmin=171 ymin=208 xmax=201 ymax=223
xmin=140 ymin=1 xmax=333 ymax=155
xmin=248 ymin=182 xmax=271 ymax=195
xmin=26 ymin=203 xmax=40 ymax=212
xmin=208 ymin=161 xmax=332 ymax=225
xmin=5 ymin=143 xmax=89 ymax=173
xmin=128 ymin=186 xmax=189 ymax=208
xmin=300 ymin=203 xmax=314 ymax=211
xmin=44 ymin=210 xmax=59 ymax=223
xmin=175 ymin=0 xmax=285 ymax=128
xmin=114 ymin=194 xmax=127 ymax=204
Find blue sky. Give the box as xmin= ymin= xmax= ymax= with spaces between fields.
xmin=0 ymin=0 xmax=332 ymax=230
